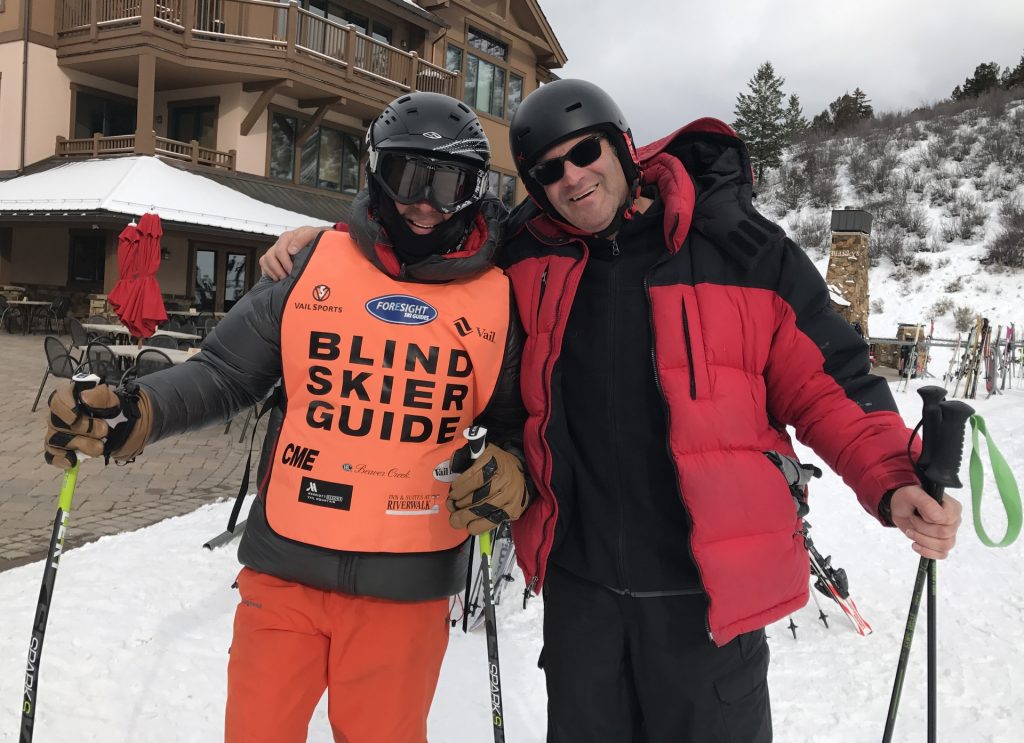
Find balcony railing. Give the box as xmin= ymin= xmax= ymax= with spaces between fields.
xmin=56 ymin=133 xmax=237 ymax=170
xmin=57 ymin=0 xmax=460 ymax=96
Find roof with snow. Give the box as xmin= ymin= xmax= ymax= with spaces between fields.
xmin=0 ymin=157 xmax=333 ymax=236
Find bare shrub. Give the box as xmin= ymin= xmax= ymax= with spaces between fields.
xmin=776 ymin=163 xmax=808 ymax=212
xmin=928 ymin=297 xmax=955 ymax=319
xmin=870 ymin=223 xmax=908 ymax=266
xmin=870 ymin=298 xmax=885 ymax=314
xmin=789 ymin=212 xmax=831 ymax=255
xmin=984 ymin=194 xmax=1024 ymax=268
xmin=947 ymin=193 xmax=987 ymax=239
xmin=953 ymin=305 xmax=975 ymax=333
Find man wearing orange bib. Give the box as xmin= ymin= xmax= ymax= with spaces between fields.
xmin=42 ymin=92 xmax=529 ymax=743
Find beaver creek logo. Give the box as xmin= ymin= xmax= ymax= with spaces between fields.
xmin=365 ymin=294 xmax=438 ymax=325
xmin=313 ymin=284 xmax=331 ymax=302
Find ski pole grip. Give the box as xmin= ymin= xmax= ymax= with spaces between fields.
xmin=916 ymin=386 xmax=947 ymax=471
xmin=920 ymin=400 xmax=975 ymax=495
xmin=463 ymin=425 xmax=488 ymax=460
xmin=71 ymin=372 xmax=101 ymax=406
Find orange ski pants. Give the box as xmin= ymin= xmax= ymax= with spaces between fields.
xmin=225 ymin=568 xmax=450 ymax=743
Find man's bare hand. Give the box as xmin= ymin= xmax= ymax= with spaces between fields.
xmin=890 ymin=485 xmax=963 ymax=560
xmin=259 ymin=226 xmax=321 ymax=280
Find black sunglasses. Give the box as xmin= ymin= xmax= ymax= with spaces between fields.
xmin=528 ymin=135 xmax=604 ymax=186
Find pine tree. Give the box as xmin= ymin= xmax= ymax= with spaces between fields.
xmin=733 ymin=61 xmax=787 ymax=184
xmin=952 ymin=62 xmax=1002 ymax=100
xmin=816 ymin=89 xmax=875 ymax=133
xmin=1002 ymin=53 xmax=1024 ymax=90
xmin=783 ymin=94 xmax=808 ymax=143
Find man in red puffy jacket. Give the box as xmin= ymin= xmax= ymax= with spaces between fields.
xmin=261 ymin=80 xmax=962 ymax=743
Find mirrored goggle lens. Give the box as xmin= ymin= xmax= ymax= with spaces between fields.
xmin=528 ymin=135 xmax=603 ymax=186
xmin=376 ymin=154 xmax=479 ymax=211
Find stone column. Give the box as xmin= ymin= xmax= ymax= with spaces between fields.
xmin=825 ymin=208 xmax=872 ymax=337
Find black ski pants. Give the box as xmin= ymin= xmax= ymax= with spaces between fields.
xmin=542 ymin=565 xmax=772 ymax=743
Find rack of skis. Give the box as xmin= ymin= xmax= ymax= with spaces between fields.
xmin=887 ymin=321 xmax=1021 ymax=398
xmin=943 ymin=320 xmax=1020 ymax=398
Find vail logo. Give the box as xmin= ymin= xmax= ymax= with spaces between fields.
xmin=432 ymin=459 xmax=459 ymax=483
xmin=453 ymin=316 xmax=495 ymax=342
xmin=313 ymin=284 xmax=331 ymax=302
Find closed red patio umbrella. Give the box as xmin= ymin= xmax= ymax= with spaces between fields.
xmin=108 ymin=212 xmax=168 ymax=339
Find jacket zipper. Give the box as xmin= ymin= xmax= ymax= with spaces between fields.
xmin=522 ymin=224 xmax=584 ymax=601
xmin=609 ymin=243 xmax=629 ymax=591
xmin=644 ymin=269 xmax=714 ymax=643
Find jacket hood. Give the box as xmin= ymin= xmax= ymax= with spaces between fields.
xmin=347 ymin=189 xmax=506 ymax=282
xmin=509 ymin=117 xmax=782 ymax=269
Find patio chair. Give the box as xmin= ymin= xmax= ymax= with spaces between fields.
xmin=86 ymin=314 xmax=111 ymax=325
xmin=162 ymin=319 xmax=182 ymax=333
xmin=143 ymin=335 xmax=179 ymax=349
xmin=32 ymin=336 xmax=80 ymax=412
xmin=81 ymin=341 xmax=122 ymax=387
xmin=43 ymin=297 xmax=70 ymax=335
xmin=203 ymin=317 xmax=219 ymax=337
xmin=131 ymin=348 xmax=174 ymax=380
xmin=0 ymin=296 xmax=18 ymax=334
xmin=67 ymin=317 xmax=114 ymax=359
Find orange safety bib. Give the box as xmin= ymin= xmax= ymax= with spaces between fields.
xmin=265 ymin=231 xmax=510 ymax=553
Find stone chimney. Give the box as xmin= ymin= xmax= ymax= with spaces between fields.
xmin=825 ymin=208 xmax=872 ymax=337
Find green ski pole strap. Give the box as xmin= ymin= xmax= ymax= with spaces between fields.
xmin=969 ymin=414 xmax=1022 ymax=547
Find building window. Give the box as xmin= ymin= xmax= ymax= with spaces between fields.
xmin=447 ymin=31 xmax=523 ymax=121
xmin=487 ymin=171 xmax=518 ymax=210
xmin=446 ymin=44 xmax=463 ymax=75
xmin=465 ymin=54 xmax=505 ymax=118
xmin=270 ymin=112 xmax=360 ymax=194
xmin=69 ymin=233 xmax=106 ymax=285
xmin=508 ymin=74 xmax=524 ymax=119
xmin=74 ymin=91 xmax=136 ymax=138
xmin=467 ymin=27 xmax=508 ymax=61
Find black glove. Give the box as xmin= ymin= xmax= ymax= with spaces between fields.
xmin=446 ymin=442 xmax=528 ymax=535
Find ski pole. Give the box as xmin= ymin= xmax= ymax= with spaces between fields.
xmin=463 ymin=425 xmax=506 ymax=743
xmin=21 ymin=372 xmax=100 ymax=743
xmin=882 ymin=386 xmax=973 ymax=743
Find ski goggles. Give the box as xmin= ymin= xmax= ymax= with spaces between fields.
xmin=528 ymin=134 xmax=604 ymax=186
xmin=372 ymin=152 xmax=486 ymax=214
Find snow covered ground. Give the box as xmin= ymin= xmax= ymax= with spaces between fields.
xmin=1 ymin=379 xmax=1021 ymax=743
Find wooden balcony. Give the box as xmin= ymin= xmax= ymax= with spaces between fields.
xmin=55 ymin=0 xmax=459 ymax=100
xmin=56 ymin=133 xmax=237 ymax=170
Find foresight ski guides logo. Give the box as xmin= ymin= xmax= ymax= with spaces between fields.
xmin=365 ymin=294 xmax=438 ymax=325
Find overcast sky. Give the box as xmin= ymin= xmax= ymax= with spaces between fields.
xmin=538 ymin=0 xmax=1024 ymax=144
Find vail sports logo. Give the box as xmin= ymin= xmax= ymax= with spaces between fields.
xmin=365 ymin=294 xmax=438 ymax=325
xmin=313 ymin=284 xmax=331 ymax=302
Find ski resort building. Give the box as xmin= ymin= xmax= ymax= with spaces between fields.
xmin=0 ymin=0 xmax=565 ymax=314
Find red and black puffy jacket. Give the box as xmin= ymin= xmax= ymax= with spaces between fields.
xmin=502 ymin=119 xmax=919 ymax=645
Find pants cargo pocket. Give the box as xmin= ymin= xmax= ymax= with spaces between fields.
xmin=714 ymin=630 xmax=772 ymax=743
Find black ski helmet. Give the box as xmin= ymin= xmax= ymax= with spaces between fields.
xmin=368 ymin=91 xmax=490 ymax=170
xmin=509 ymin=79 xmax=640 ymax=221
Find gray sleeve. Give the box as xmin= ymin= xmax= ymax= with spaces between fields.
xmin=136 ymin=244 xmax=314 ymax=442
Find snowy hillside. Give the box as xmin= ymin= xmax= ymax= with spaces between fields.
xmin=757 ymin=92 xmax=1024 ymax=341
